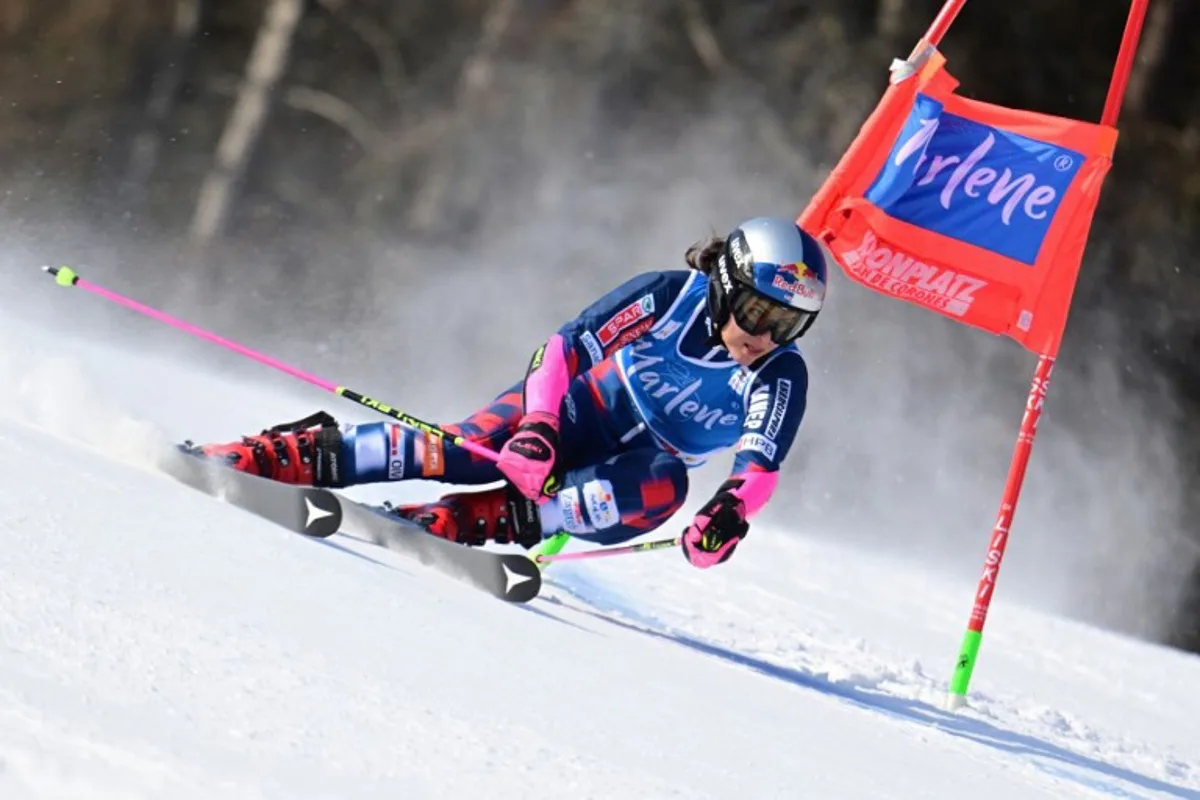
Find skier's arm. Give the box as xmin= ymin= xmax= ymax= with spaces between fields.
xmin=682 ymin=353 xmax=808 ymax=568
xmin=500 ymin=270 xmax=692 ymax=499
xmin=728 ymin=354 xmax=808 ymax=515
xmin=521 ymin=270 xmax=692 ymax=417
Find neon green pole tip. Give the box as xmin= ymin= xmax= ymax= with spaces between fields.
xmin=532 ymin=531 xmax=571 ymax=571
xmin=52 ymin=266 xmax=79 ymax=286
xmin=948 ymin=628 xmax=983 ymax=706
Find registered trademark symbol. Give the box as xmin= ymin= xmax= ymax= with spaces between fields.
xmin=1053 ymin=154 xmax=1074 ymax=172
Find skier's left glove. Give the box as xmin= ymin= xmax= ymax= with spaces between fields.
xmin=681 ymin=480 xmax=749 ymax=569
xmin=497 ymin=411 xmax=561 ymax=500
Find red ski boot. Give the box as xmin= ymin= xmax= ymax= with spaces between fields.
xmin=195 ymin=411 xmax=345 ymax=487
xmin=392 ymin=484 xmax=542 ymax=548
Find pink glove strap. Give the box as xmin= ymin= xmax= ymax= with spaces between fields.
xmin=524 ymin=334 xmax=571 ymax=418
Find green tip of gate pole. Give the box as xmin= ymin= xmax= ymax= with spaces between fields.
xmin=42 ymin=265 xmax=79 ymax=287
xmin=947 ymin=628 xmax=983 ymax=710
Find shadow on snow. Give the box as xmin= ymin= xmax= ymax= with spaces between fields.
xmin=539 ymin=576 xmax=1198 ymax=800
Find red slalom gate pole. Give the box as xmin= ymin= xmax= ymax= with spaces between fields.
xmin=1101 ymin=0 xmax=1151 ymax=128
xmin=946 ymin=0 xmax=1151 ymax=710
xmin=947 ymin=355 xmax=1054 ymax=706
xmin=923 ymin=0 xmax=968 ymax=47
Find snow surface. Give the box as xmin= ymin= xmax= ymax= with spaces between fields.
xmin=1 ymin=305 xmax=1198 ymax=799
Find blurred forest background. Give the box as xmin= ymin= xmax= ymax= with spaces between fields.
xmin=2 ymin=1 xmax=1199 ymax=654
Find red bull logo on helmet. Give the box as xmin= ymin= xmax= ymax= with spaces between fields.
xmin=780 ymin=261 xmax=815 ymax=282
xmin=772 ymin=261 xmax=820 ymax=303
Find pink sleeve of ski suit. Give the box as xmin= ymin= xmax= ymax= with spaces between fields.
xmin=523 ymin=333 xmax=572 ymax=419
xmin=729 ymin=467 xmax=779 ymax=518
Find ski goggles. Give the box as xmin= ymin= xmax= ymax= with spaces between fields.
xmin=729 ymin=288 xmax=815 ymax=345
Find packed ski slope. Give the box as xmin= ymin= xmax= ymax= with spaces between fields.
xmin=1 ymin=312 xmax=1198 ymax=799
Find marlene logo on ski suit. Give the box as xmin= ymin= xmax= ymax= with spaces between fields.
xmin=625 ymin=343 xmax=741 ymax=432
xmin=865 ymin=93 xmax=1085 ymax=265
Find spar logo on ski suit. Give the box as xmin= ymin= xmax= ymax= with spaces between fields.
xmin=597 ymin=294 xmax=655 ymax=348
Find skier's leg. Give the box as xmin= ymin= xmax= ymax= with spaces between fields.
xmin=536 ymin=448 xmax=689 ymax=546
xmin=526 ymin=361 xmax=691 ymax=546
xmin=386 ymin=374 xmax=683 ymax=549
xmin=391 ymin=446 xmax=687 ymax=549
xmin=189 ymin=410 xmax=345 ymax=486
xmin=193 ymin=383 xmax=525 ymax=487
xmin=339 ymin=382 xmax=523 ymax=486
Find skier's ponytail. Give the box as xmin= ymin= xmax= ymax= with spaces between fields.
xmin=684 ymin=235 xmax=724 ymax=276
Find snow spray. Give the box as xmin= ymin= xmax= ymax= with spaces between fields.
xmin=40 ymin=265 xmax=502 ymax=463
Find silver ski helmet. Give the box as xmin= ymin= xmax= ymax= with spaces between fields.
xmin=708 ymin=216 xmax=828 ymax=345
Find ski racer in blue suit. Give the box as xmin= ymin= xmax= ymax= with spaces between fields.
xmin=197 ymin=216 xmax=829 ymax=569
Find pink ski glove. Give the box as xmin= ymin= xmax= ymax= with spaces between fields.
xmin=497 ymin=411 xmax=561 ymax=500
xmin=681 ymin=482 xmax=750 ymax=569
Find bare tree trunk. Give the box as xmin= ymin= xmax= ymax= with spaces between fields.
xmin=206 ymin=72 xmax=385 ymax=157
xmin=315 ymin=0 xmax=405 ymax=100
xmin=0 ymin=0 xmax=31 ymax=34
xmin=121 ymin=0 xmax=202 ymax=209
xmin=188 ymin=0 xmax=304 ymax=245
xmin=409 ymin=0 xmax=517 ymax=232
xmin=876 ymin=0 xmax=907 ymax=41
xmin=679 ymin=0 xmax=725 ymax=75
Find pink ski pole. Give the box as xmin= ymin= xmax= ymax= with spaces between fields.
xmin=42 ymin=265 xmax=501 ymax=463
xmin=534 ymin=535 xmax=681 ymax=564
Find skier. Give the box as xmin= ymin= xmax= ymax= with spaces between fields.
xmin=195 ymin=216 xmax=827 ymax=569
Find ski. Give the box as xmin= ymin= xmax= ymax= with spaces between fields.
xmin=334 ymin=497 xmax=543 ymax=604
xmin=160 ymin=444 xmax=343 ymax=537
xmin=163 ymin=444 xmax=541 ymax=603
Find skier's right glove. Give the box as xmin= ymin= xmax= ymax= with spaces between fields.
xmin=681 ymin=480 xmax=749 ymax=569
xmin=496 ymin=411 xmax=561 ymax=500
